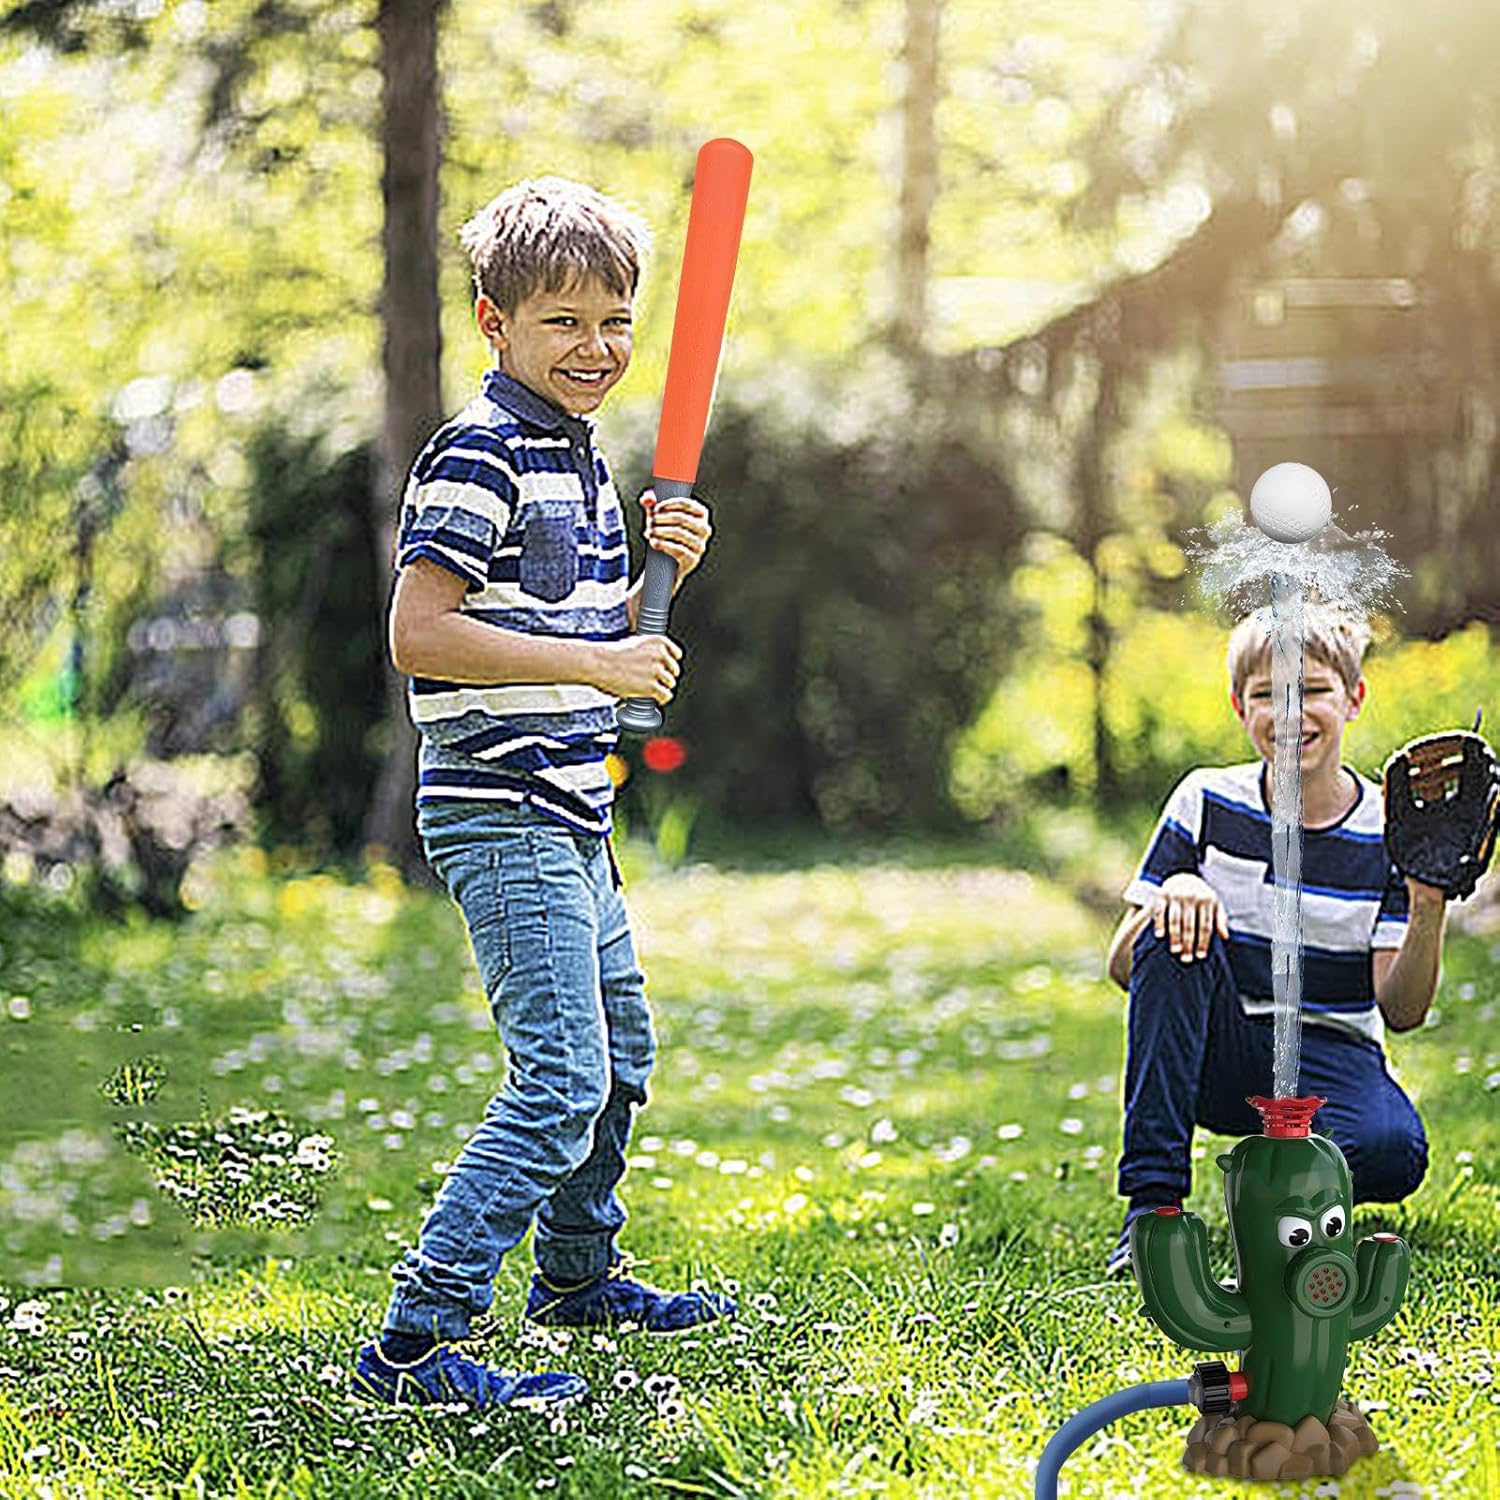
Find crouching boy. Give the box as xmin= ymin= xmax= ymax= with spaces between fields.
xmin=1103 ymin=607 xmax=1445 ymax=1277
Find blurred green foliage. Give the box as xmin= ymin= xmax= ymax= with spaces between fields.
xmin=955 ymin=605 xmax=1500 ymax=820
xmin=6 ymin=0 xmax=1500 ymax=873
xmin=243 ymin=429 xmax=384 ymax=858
xmin=614 ymin=370 xmax=1026 ymax=832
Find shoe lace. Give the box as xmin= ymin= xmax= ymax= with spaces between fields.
xmin=607 ymin=1251 xmax=648 ymax=1283
xmin=457 ymin=1311 xmax=505 ymax=1348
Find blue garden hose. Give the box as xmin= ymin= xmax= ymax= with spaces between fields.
xmin=1034 ymin=1378 xmax=1191 ymax=1498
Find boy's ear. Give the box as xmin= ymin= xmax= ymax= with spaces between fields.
xmin=1347 ymin=678 xmax=1367 ymax=720
xmin=475 ymin=295 xmax=505 ymax=350
xmin=1229 ymin=690 xmax=1244 ymax=720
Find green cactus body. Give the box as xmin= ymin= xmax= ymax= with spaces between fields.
xmin=1130 ymin=1123 xmax=1409 ymax=1429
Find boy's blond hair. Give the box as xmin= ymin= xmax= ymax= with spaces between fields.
xmin=1226 ymin=604 xmax=1372 ymax=701
xmin=459 ymin=177 xmax=651 ymax=313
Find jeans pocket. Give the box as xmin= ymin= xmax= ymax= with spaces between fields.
xmin=519 ymin=498 xmax=581 ymax=603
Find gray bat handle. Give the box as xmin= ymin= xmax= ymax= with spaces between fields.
xmin=616 ymin=476 xmax=694 ymax=735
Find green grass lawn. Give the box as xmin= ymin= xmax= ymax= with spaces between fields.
xmin=1 ymin=847 xmax=1497 ymax=1498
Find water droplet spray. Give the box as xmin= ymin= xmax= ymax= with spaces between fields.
xmin=1188 ymin=466 xmax=1405 ymax=1098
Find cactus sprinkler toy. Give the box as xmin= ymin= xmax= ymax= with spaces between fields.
xmin=1131 ymin=1094 xmax=1408 ymax=1480
xmin=1034 ymin=1096 xmax=1408 ymax=1495
xmin=1034 ymin=474 xmax=1415 ymax=1496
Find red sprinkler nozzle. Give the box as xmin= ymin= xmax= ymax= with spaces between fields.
xmin=1246 ymin=1095 xmax=1327 ymax=1138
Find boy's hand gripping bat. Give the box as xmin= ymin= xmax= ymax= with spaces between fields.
xmin=616 ymin=138 xmax=753 ymax=734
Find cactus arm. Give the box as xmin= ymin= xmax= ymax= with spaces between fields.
xmin=1130 ymin=1210 xmax=1253 ymax=1351
xmin=1349 ymin=1234 xmax=1409 ymax=1342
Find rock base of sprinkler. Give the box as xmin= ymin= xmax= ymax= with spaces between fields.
xmin=1182 ymin=1399 xmax=1379 ymax=1481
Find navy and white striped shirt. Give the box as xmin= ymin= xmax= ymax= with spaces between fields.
xmin=1123 ymin=763 xmax=1410 ymax=1045
xmin=395 ymin=369 xmax=630 ymax=834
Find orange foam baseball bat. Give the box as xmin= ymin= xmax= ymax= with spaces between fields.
xmin=617 ymin=138 xmax=753 ymax=735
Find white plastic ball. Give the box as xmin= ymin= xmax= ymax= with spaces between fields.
xmin=1248 ymin=462 xmax=1333 ymax=543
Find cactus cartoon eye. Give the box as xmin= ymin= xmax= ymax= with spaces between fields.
xmin=1277 ymin=1214 xmax=1314 ymax=1248
xmin=1319 ymin=1206 xmax=1346 ymax=1240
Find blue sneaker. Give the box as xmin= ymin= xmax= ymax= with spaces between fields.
xmin=1105 ymin=1222 xmax=1136 ymax=1279
xmin=351 ymin=1340 xmax=587 ymax=1409
xmin=526 ymin=1258 xmax=736 ymax=1333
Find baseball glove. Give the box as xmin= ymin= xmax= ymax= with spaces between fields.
xmin=1382 ymin=729 xmax=1500 ymax=900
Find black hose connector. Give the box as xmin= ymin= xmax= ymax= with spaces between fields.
xmin=1187 ymin=1360 xmax=1235 ymax=1416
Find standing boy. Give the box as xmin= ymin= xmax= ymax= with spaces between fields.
xmin=352 ymin=178 xmax=734 ymax=1409
xmin=1103 ymin=606 xmax=1446 ymax=1277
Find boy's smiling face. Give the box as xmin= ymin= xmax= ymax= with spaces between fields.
xmin=1232 ymin=652 xmax=1365 ymax=780
xmin=477 ymin=273 xmax=633 ymax=416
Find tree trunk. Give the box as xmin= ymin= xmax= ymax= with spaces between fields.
xmin=363 ymin=0 xmax=447 ymax=869
xmin=1076 ymin=345 xmax=1120 ymax=801
xmin=892 ymin=0 xmax=942 ymax=358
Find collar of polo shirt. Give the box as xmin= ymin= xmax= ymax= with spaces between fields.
xmin=484 ymin=368 xmax=595 ymax=445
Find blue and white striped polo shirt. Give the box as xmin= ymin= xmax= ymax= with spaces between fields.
xmin=1123 ymin=763 xmax=1410 ymax=1045
xmin=395 ymin=369 xmax=630 ymax=834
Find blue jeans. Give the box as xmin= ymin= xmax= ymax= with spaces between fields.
xmin=1119 ymin=929 xmax=1428 ymax=1206
xmin=383 ymin=802 xmax=656 ymax=1342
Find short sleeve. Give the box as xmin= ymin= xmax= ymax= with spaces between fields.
xmin=396 ymin=427 xmax=517 ymax=592
xmin=1122 ymin=772 xmax=1204 ymax=907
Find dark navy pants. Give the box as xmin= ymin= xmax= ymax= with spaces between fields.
xmin=1119 ymin=929 xmax=1428 ymax=1206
